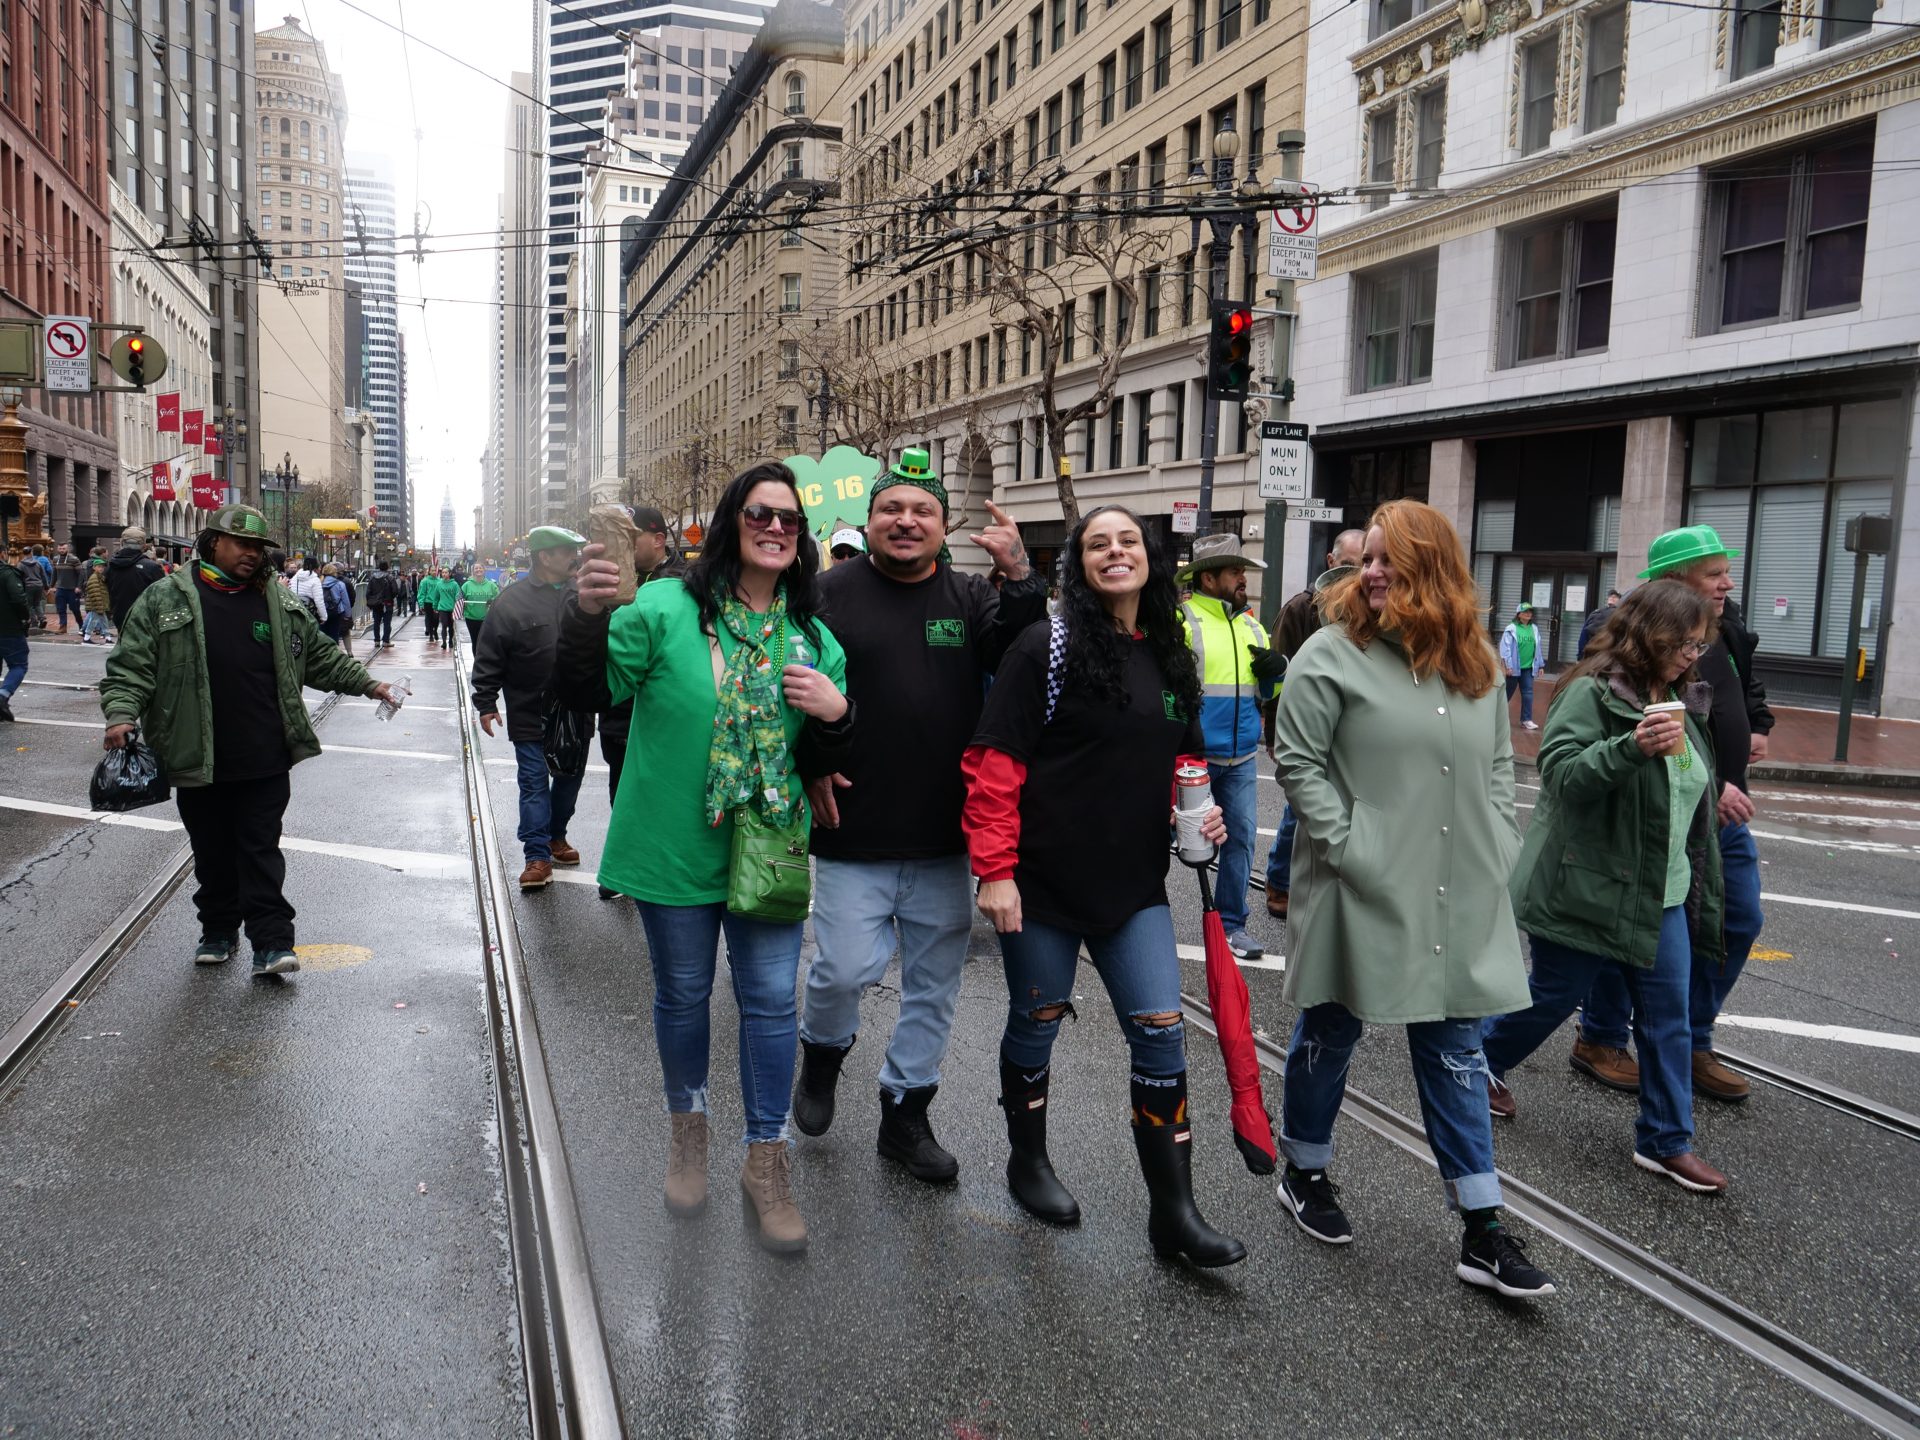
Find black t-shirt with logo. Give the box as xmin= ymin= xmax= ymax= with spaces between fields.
xmin=197 ymin=572 xmax=290 ymax=782
xmin=972 ymin=621 xmax=1204 ymax=936
xmin=810 ymin=557 xmax=1047 ymax=861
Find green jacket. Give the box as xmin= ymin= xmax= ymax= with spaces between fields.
xmin=100 ymin=569 xmax=379 ymax=787
xmin=1511 ymin=672 xmax=1725 ymax=971
xmin=459 ymin=576 xmax=500 ymax=618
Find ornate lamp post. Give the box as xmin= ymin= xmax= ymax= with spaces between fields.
xmin=271 ymin=452 xmax=300 ymax=551
xmin=219 ymin=405 xmax=249 ymax=508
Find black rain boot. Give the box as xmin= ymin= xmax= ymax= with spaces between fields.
xmin=1132 ymin=1072 xmax=1248 ymax=1268
xmin=792 ymin=1037 xmax=853 ymax=1137
xmin=877 ymin=1085 xmax=960 ymax=1184
xmin=999 ymin=1057 xmax=1080 ymax=1225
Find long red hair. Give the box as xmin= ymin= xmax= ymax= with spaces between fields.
xmin=1322 ymin=499 xmax=1500 ymax=698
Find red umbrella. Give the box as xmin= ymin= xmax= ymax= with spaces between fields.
xmin=1192 ymin=861 xmax=1278 ymax=1175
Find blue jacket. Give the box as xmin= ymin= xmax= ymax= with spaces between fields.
xmin=1180 ymin=594 xmax=1279 ymax=762
xmin=1499 ymin=622 xmax=1545 ymax=676
xmin=322 ymin=575 xmax=350 ymax=620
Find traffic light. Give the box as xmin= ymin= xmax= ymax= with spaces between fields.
xmin=109 ymin=333 xmax=167 ymax=388
xmin=1206 ymin=299 xmax=1254 ymax=402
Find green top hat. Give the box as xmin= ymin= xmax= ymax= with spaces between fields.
xmin=203 ymin=503 xmax=282 ymax=549
xmin=887 ymin=447 xmax=935 ymax=483
xmin=1639 ymin=524 xmax=1739 ymax=580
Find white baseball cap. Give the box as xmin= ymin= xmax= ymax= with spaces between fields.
xmin=829 ymin=527 xmax=865 ymax=553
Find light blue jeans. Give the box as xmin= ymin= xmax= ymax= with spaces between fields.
xmin=1207 ymin=755 xmax=1260 ymax=934
xmin=802 ymin=855 xmax=973 ymax=1098
xmin=1281 ymin=1002 xmax=1503 ymax=1211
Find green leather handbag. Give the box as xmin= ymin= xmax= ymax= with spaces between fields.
xmin=725 ymin=804 xmax=812 ymax=923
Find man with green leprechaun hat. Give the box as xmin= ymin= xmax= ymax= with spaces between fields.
xmin=99 ymin=504 xmax=405 ymax=977
xmin=791 ymin=446 xmax=1048 ymax=1183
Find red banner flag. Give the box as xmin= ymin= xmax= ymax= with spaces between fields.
xmin=156 ymin=393 xmax=181 ymax=433
xmin=204 ymin=428 xmax=223 ymax=457
xmin=190 ymin=472 xmax=221 ymax=510
xmin=182 ymin=409 xmax=204 ymax=447
xmin=151 ymin=461 xmax=176 ymax=501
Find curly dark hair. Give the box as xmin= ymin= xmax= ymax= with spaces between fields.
xmin=1058 ymin=505 xmax=1201 ymax=718
xmin=682 ymin=460 xmax=826 ymax=646
xmin=1566 ymin=578 xmax=1717 ymax=701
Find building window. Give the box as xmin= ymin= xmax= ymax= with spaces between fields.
xmin=786 ymin=73 xmax=807 ymax=115
xmin=1822 ymin=0 xmax=1875 ymax=45
xmin=781 ymin=274 xmax=802 ymax=311
xmin=1068 ymin=79 xmax=1085 ymax=144
xmin=1413 ymin=85 xmax=1445 ymax=189
xmin=1365 ymin=108 xmax=1396 ymax=208
xmin=1051 ymin=0 xmax=1066 ymax=49
xmin=1520 ymin=36 xmax=1557 ymax=154
xmin=988 ymin=46 xmax=1000 ymax=102
xmin=1099 ymin=55 xmax=1117 ymax=124
xmin=1151 ymin=12 xmax=1172 ymax=90
xmin=1706 ymin=128 xmax=1871 ymax=330
xmin=1372 ymin=0 xmax=1436 ymax=38
xmin=1732 ymin=0 xmax=1781 ymax=77
xmin=1122 ymin=34 xmax=1145 ymax=109
xmin=1147 ymin=140 xmax=1167 ymax=203
xmin=1142 ymin=268 xmax=1162 ymax=336
xmin=1190 ymin=0 xmax=1206 ymax=62
xmin=1217 ymin=0 xmax=1241 ymax=48
xmin=779 ymin=339 xmax=799 ymax=378
xmin=777 ymin=407 xmax=799 ymax=448
xmin=1584 ymin=7 xmax=1626 ymax=131
xmin=1356 ymin=253 xmax=1438 ymax=391
xmin=1504 ymin=206 xmax=1616 ymax=365
xmin=1045 ymin=96 xmax=1063 ymax=156
xmin=784 ymin=142 xmax=804 ymax=179
xmin=1029 ymin=6 xmax=1043 ymax=66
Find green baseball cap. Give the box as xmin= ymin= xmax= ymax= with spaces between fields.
xmin=526 ymin=525 xmax=587 ymax=553
xmin=1514 ymin=602 xmax=1534 ymax=616
xmin=1639 ymin=524 xmax=1740 ymax=580
xmin=202 ymin=503 xmax=281 ymax=548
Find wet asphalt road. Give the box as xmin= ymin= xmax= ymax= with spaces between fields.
xmin=0 ymin=622 xmax=1915 ymax=1438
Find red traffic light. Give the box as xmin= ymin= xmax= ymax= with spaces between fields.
xmin=1225 ymin=309 xmax=1251 ymax=336
xmin=128 ymin=336 xmax=145 ymax=353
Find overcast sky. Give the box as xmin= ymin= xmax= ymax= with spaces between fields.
xmin=303 ymin=0 xmax=529 ymax=547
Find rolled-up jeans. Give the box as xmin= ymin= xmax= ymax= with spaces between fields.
xmin=512 ymin=739 xmax=583 ymax=863
xmin=1205 ymin=754 xmax=1259 ymax=934
xmin=636 ymin=899 xmax=803 ymax=1145
xmin=1580 ymin=820 xmax=1762 ymax=1052
xmin=802 ymin=855 xmax=973 ymax=1098
xmin=1282 ymin=1001 xmax=1503 ymax=1211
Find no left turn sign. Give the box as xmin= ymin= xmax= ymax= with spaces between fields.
xmin=43 ymin=314 xmax=92 ymax=393
xmin=1272 ymin=188 xmax=1318 ymax=235
xmin=47 ymin=321 xmax=86 ymax=357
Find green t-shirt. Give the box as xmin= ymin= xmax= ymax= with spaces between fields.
xmin=596 ymin=580 xmax=847 ymax=905
xmin=1515 ymin=623 xmax=1537 ymax=670
xmin=1662 ymin=715 xmax=1710 ymax=907
xmin=460 ymin=576 xmax=500 ymax=617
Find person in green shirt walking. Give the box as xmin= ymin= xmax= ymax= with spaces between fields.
xmin=560 ymin=461 xmax=854 ymax=1255
xmin=1482 ymin=579 xmax=1730 ymax=1194
xmin=459 ymin=571 xmax=500 ymax=646
xmin=1499 ymin=602 xmax=1546 ymax=729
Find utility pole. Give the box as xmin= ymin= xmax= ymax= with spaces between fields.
xmin=1192 ymin=126 xmax=1244 ymax=540
xmin=1259 ymin=131 xmax=1307 ymax=631
xmin=807 ymin=370 xmax=838 ymax=455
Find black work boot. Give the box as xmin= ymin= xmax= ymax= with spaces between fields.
xmin=877 ymin=1085 xmax=960 ymax=1184
xmin=1131 ymin=1072 xmax=1248 ymax=1268
xmin=792 ymin=1037 xmax=853 ymax=1137
xmin=998 ymin=1057 xmax=1080 ymax=1225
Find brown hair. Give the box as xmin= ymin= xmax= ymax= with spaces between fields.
xmin=1322 ymin=499 xmax=1501 ymax=698
xmin=1566 ymin=579 xmax=1717 ymax=701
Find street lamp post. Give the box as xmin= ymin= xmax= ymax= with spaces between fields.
xmin=806 ymin=370 xmax=839 ymax=455
xmin=272 ymin=453 xmax=300 ymax=551
xmin=220 ymin=405 xmax=248 ymax=509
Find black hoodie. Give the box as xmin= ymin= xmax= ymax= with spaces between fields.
xmin=105 ymin=548 xmax=166 ymax=627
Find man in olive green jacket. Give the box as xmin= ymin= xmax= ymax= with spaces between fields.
xmin=100 ymin=504 xmax=402 ymax=976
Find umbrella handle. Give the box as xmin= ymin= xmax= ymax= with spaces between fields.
xmin=1193 ymin=862 xmax=1215 ymax=912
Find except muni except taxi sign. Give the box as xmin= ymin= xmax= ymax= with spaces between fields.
xmin=43 ymin=315 xmax=91 ymax=393
xmin=1267 ymin=190 xmax=1319 ymax=281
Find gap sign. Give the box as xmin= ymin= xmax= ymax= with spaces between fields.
xmin=1258 ymin=421 xmax=1310 ymax=501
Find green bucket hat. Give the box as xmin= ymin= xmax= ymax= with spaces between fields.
xmin=526 ymin=525 xmax=587 ymax=554
xmin=1639 ymin=524 xmax=1739 ymax=580
xmin=202 ymin=503 xmax=281 ymax=549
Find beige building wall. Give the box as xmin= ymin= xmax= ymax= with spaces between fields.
xmin=622 ymin=0 xmax=847 ymax=522
xmin=254 ymin=284 xmax=357 ymax=500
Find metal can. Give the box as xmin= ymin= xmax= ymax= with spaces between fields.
xmin=1174 ymin=762 xmax=1217 ymax=866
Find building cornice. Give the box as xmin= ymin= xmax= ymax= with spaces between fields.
xmin=1321 ymin=31 xmax=1920 ymax=274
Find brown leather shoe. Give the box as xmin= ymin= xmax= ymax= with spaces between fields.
xmin=1693 ymin=1050 xmax=1751 ymax=1103
xmin=1569 ymin=1036 xmax=1640 ymax=1093
xmin=739 ymin=1140 xmax=808 ymax=1254
xmin=1488 ymin=1078 xmax=1517 ymax=1120
xmin=1266 ymin=889 xmax=1289 ymax=919
xmin=518 ymin=860 xmax=553 ymax=890
xmin=1633 ymin=1149 xmax=1730 ymax=1193
xmin=549 ymin=840 xmax=581 ymax=866
xmin=665 ymin=1112 xmax=709 ymax=1216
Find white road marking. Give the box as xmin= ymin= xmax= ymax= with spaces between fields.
xmin=1173 ymin=943 xmax=1287 ymax=972
xmin=1755 ymin=789 xmax=1920 ymax=811
xmin=0 ymin=792 xmax=180 ymax=831
xmin=1763 ymin=810 xmax=1920 ymax=832
xmin=483 ymin=756 xmax=611 ymax=775
xmin=1716 ymin=1014 xmax=1920 ymax=1054
xmin=10 ymin=715 xmax=101 ymax=730
xmin=338 ymin=700 xmax=455 ymax=712
xmin=1750 ymin=828 xmax=1920 ymax=857
xmin=320 ymin=742 xmax=455 ymax=762
xmin=20 ymin=679 xmax=97 ymax=692
xmin=1762 ymin=893 xmax=1920 ymax=922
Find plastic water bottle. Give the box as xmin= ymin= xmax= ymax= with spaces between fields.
xmin=376 ymin=675 xmax=412 ymax=722
xmin=788 ymin=634 xmax=815 ymax=669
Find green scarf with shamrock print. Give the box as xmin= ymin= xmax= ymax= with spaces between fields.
xmin=703 ymin=586 xmax=797 ymax=828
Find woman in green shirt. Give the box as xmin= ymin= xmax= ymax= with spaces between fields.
xmin=567 ymin=462 xmax=852 ymax=1254
xmin=1483 ymin=580 xmax=1729 ymax=1194
xmin=459 ymin=572 xmax=500 ymax=646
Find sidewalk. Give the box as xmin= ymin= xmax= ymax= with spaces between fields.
xmin=1509 ymin=675 xmax=1920 ymax=790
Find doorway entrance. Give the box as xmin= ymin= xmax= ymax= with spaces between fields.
xmin=1519 ymin=557 xmax=1601 ymax=669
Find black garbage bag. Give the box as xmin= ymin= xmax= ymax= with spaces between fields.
xmin=89 ymin=730 xmax=172 ymax=812
xmin=542 ymin=701 xmax=592 ymax=779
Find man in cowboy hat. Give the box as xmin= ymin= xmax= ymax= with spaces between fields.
xmin=1179 ymin=533 xmax=1286 ymax=958
xmin=1570 ymin=525 xmax=1773 ymax=1104
xmin=99 ymin=504 xmax=403 ymax=976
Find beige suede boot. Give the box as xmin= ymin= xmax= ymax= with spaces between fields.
xmin=739 ymin=1140 xmax=808 ymax=1254
xmin=665 ymin=1112 xmax=709 ymax=1217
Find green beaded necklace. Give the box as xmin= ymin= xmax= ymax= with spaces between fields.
xmin=1667 ymin=688 xmax=1693 ymax=771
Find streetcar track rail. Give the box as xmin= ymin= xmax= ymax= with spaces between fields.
xmin=450 ymin=639 xmax=626 ymax=1440
xmin=1182 ymin=994 xmax=1920 ymax=1440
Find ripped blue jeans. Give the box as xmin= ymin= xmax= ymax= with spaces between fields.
xmin=997 ymin=905 xmax=1186 ymax=1081
xmin=1281 ymin=1002 xmax=1503 ymax=1211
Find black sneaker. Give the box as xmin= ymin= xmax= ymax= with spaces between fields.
xmin=251 ymin=950 xmax=300 ymax=976
xmin=193 ymin=935 xmax=238 ymax=965
xmin=1457 ymin=1223 xmax=1557 ymax=1298
xmin=1279 ymin=1166 xmax=1353 ymax=1245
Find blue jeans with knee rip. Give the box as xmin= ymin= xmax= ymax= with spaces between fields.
xmin=997 ymin=904 xmax=1186 ymax=1080
xmin=513 ymin=739 xmax=583 ymax=864
xmin=636 ymin=899 xmax=804 ymax=1145
xmin=1579 ymin=820 xmax=1763 ymax=1053
xmin=1206 ymin=755 xmax=1260 ymax=934
xmin=802 ymin=855 xmax=973 ymax=1098
xmin=1281 ymin=1001 xmax=1503 ymax=1211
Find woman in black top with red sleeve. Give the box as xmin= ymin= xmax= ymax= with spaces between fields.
xmin=961 ymin=505 xmax=1246 ymax=1268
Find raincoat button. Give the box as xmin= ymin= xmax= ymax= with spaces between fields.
xmin=1440 ymin=826 xmax=1449 ymax=835
xmin=1437 ymin=886 xmax=1446 ymax=896
xmin=1433 ymin=945 xmax=1443 ymax=954
xmin=1437 ymin=706 xmax=1447 ymax=715
xmin=1441 ymin=765 xmax=1450 ymax=775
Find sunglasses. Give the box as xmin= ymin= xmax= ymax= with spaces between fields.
xmin=741 ymin=504 xmax=805 ymax=533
